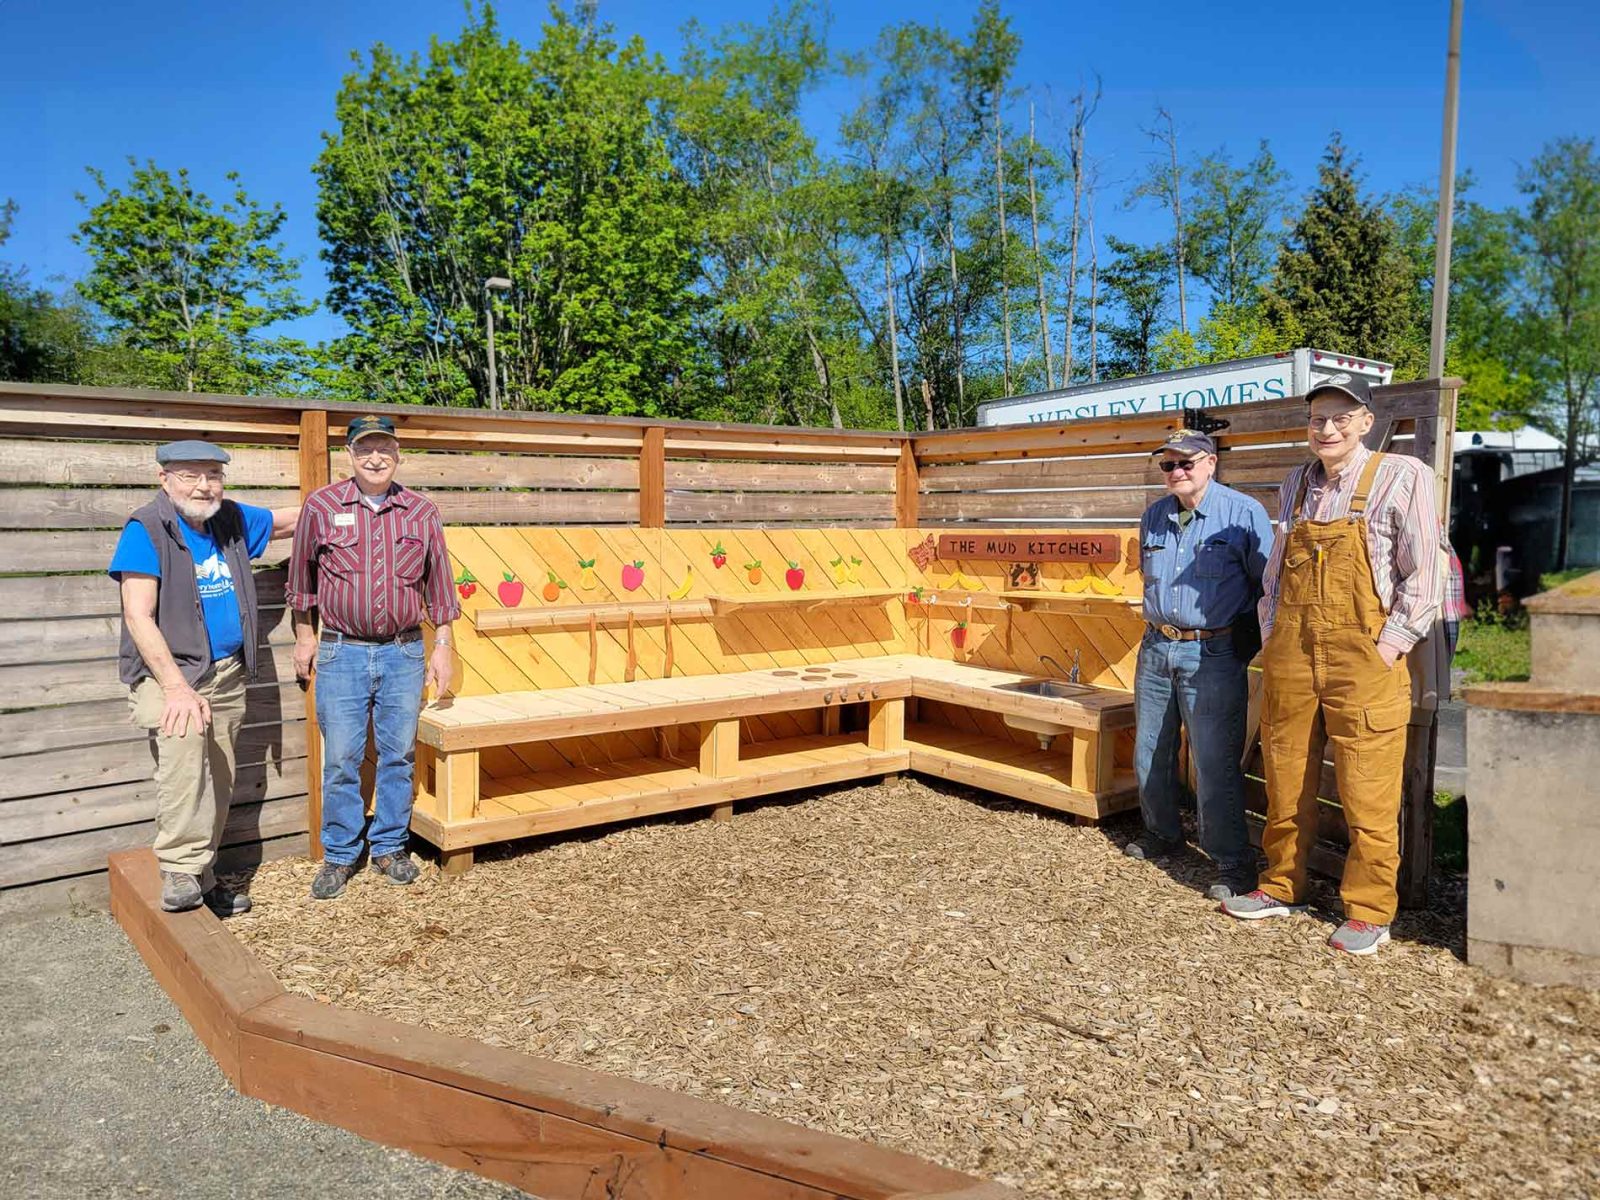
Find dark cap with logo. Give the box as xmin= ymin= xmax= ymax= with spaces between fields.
xmin=345 ymin=414 xmax=398 ymax=445
xmin=1305 ymin=372 xmax=1374 ymax=408
xmin=1150 ymin=430 xmax=1217 ymax=459
xmin=156 ymin=439 xmax=231 ymax=465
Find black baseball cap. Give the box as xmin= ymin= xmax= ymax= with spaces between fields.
xmin=1305 ymin=373 xmax=1374 ymax=408
xmin=1151 ymin=431 xmax=1217 ymax=459
xmin=345 ymin=414 xmax=398 ymax=445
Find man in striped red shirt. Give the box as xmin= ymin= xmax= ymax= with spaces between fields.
xmin=288 ymin=414 xmax=460 ymax=900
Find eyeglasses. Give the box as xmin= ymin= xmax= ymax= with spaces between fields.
xmin=1158 ymin=459 xmax=1199 ymax=474
xmin=1308 ymin=411 xmax=1361 ymax=431
xmin=351 ymin=445 xmax=399 ymax=461
xmin=165 ymin=469 xmax=225 ymax=486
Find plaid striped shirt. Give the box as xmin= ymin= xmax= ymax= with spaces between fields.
xmin=286 ymin=478 xmax=460 ymax=638
xmin=1258 ymin=444 xmax=1442 ymax=654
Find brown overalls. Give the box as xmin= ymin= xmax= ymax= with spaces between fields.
xmin=1258 ymin=452 xmax=1412 ymax=925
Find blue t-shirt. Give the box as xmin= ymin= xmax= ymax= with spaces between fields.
xmin=108 ymin=504 xmax=275 ymax=662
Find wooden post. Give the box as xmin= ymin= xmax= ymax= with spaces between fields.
xmin=867 ymin=698 xmax=904 ymax=751
xmin=1069 ymin=728 xmax=1115 ymax=797
xmin=298 ymin=409 xmax=329 ymax=860
xmin=894 ymin=441 xmax=919 ymax=528
xmin=639 ymin=426 xmax=665 ymax=528
xmin=697 ymin=718 xmax=740 ymax=821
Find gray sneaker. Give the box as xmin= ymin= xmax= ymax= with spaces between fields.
xmin=1328 ymin=920 xmax=1391 ymax=956
xmin=1218 ymin=889 xmax=1306 ymax=920
xmin=310 ymin=862 xmax=358 ymax=901
xmin=160 ymin=871 xmax=204 ymax=913
xmin=204 ymin=885 xmax=253 ymax=918
xmin=1124 ymin=834 xmax=1184 ymax=861
xmin=370 ymin=852 xmax=420 ymax=886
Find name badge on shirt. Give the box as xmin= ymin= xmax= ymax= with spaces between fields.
xmin=333 ymin=512 xmax=357 ymax=528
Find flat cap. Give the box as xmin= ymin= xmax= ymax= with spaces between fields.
xmin=345 ymin=414 xmax=398 ymax=445
xmin=156 ymin=440 xmax=231 ymax=465
xmin=1151 ymin=430 xmax=1217 ymax=459
xmin=1305 ymin=372 xmax=1374 ymax=408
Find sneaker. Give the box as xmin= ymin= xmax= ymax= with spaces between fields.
xmin=1219 ymin=889 xmax=1306 ymax=920
xmin=1123 ymin=834 xmax=1184 ymax=861
xmin=203 ymin=885 xmax=253 ymax=918
xmin=1206 ymin=867 xmax=1260 ymax=902
xmin=159 ymin=871 xmax=203 ymax=913
xmin=370 ymin=852 xmax=420 ymax=886
xmin=310 ymin=862 xmax=358 ymax=901
xmin=1328 ymin=920 xmax=1391 ymax=957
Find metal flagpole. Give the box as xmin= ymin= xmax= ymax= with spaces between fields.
xmin=1428 ymin=0 xmax=1464 ymax=379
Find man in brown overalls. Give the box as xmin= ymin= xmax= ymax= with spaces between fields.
xmin=1219 ymin=375 xmax=1442 ymax=955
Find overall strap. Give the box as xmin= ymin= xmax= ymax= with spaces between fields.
xmin=1290 ymin=463 xmax=1314 ymax=523
xmin=1349 ymin=451 xmax=1387 ymax=517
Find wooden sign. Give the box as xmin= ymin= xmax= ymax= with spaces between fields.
xmin=935 ymin=533 xmax=1119 ymax=563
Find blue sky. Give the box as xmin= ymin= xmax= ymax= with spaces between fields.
xmin=2 ymin=0 xmax=1596 ymax=345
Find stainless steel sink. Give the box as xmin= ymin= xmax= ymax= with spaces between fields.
xmin=998 ymin=679 xmax=1097 ymax=700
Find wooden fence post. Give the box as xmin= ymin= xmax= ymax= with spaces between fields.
xmin=639 ymin=426 xmax=665 ymax=528
xmin=298 ymin=409 xmax=329 ymax=860
xmin=895 ymin=441 xmax=919 ymax=528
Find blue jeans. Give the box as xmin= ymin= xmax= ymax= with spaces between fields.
xmin=1133 ymin=630 xmax=1252 ymax=872
xmin=314 ymin=634 xmax=426 ymax=865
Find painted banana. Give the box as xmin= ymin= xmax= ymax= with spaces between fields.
xmin=1087 ymin=574 xmax=1124 ymax=597
xmin=1060 ymin=576 xmax=1090 ymax=594
xmin=667 ymin=568 xmax=694 ymax=601
xmin=943 ymin=570 xmax=984 ymax=591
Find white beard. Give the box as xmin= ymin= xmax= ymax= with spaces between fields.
xmin=177 ymin=497 xmax=222 ymax=524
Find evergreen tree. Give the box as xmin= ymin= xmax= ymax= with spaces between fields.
xmin=1096 ymin=236 xmax=1168 ymax=378
xmin=1263 ymin=136 xmax=1421 ymax=373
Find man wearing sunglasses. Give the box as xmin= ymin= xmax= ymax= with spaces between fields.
xmin=109 ymin=441 xmax=299 ymax=916
xmin=1129 ymin=430 xmax=1274 ymax=902
xmin=1220 ymin=375 xmax=1441 ymax=956
xmin=288 ymin=415 xmax=460 ymax=901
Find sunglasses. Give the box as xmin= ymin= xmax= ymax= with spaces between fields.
xmin=1157 ymin=458 xmax=1199 ymax=474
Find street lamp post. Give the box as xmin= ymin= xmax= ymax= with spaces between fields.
xmin=484 ymin=276 xmax=512 ymax=411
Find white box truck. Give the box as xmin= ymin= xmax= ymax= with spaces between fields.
xmin=975 ymin=349 xmax=1394 ymax=426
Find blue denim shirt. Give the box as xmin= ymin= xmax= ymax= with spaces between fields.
xmin=1139 ymin=481 xmax=1274 ymax=630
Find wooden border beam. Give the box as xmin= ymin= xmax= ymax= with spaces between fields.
xmin=297 ymin=409 xmax=329 ymax=860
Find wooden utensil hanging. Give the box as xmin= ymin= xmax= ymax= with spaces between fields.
xmin=663 ymin=606 xmax=675 ymax=678
xmin=625 ymin=611 xmax=637 ymax=682
xmin=587 ymin=613 xmax=598 ymax=684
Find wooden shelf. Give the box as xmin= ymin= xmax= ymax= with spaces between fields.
xmin=708 ymin=590 xmax=899 ymax=614
xmin=413 ymin=734 xmax=907 ymax=849
xmin=999 ymin=590 xmax=1144 ymax=616
xmin=904 ymin=722 xmax=1137 ymax=819
xmin=906 ymin=589 xmax=1014 ymax=613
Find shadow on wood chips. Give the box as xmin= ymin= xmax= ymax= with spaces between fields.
xmin=230 ymin=778 xmax=1599 ymax=1198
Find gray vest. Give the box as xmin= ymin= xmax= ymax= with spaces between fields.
xmin=117 ymin=492 xmax=260 ymax=687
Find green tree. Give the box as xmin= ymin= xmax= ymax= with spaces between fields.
xmin=1 ymin=200 xmax=97 ymax=383
xmin=316 ymin=3 xmax=698 ymax=414
xmin=1516 ymin=136 xmax=1600 ymax=569
xmin=1096 ymin=236 xmax=1169 ymax=378
xmin=1263 ymin=136 xmax=1422 ymax=374
xmin=1185 ymin=141 xmax=1288 ymax=309
xmin=74 ymin=161 xmax=315 ymax=393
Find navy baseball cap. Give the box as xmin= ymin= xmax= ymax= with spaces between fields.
xmin=156 ymin=440 xmax=230 ymax=465
xmin=345 ymin=414 xmax=398 ymax=445
xmin=1151 ymin=431 xmax=1217 ymax=459
xmin=1305 ymin=372 xmax=1374 ymax=408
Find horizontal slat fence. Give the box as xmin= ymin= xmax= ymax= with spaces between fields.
xmin=0 ymin=378 xmax=1455 ymax=908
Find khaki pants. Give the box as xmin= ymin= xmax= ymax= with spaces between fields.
xmin=129 ymin=657 xmax=247 ymax=890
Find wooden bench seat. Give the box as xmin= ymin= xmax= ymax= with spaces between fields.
xmin=412 ymin=655 xmax=1138 ymax=871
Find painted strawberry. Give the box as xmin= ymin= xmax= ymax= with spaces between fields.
xmin=710 ymin=541 xmax=728 ymax=569
xmin=454 ymin=568 xmax=478 ymax=600
xmin=621 ymin=561 xmax=645 ymax=592
xmin=906 ymin=586 xmax=925 ymax=605
xmin=497 ymin=571 xmax=524 ymax=607
xmin=785 ymin=561 xmax=805 ymax=590
xmin=541 ymin=571 xmax=567 ymax=602
xmin=951 ymin=621 xmax=968 ymax=649
xmin=745 ymin=560 xmax=763 ymax=584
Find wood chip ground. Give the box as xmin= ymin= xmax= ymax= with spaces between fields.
xmin=232 ymin=779 xmax=1599 ymax=1198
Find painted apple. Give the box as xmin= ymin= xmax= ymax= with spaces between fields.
xmin=621 ymin=561 xmax=645 ymax=591
xmin=785 ymin=561 xmax=805 ymax=590
xmin=497 ymin=571 xmax=524 ymax=607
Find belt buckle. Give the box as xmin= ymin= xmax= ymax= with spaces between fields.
xmin=1159 ymin=623 xmax=1182 ymax=640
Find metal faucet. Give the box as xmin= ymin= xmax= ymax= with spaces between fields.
xmin=1040 ymin=652 xmax=1082 ymax=684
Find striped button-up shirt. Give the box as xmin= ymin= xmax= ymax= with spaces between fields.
xmin=1258 ymin=444 xmax=1442 ymax=654
xmin=286 ymin=478 xmax=460 ymax=638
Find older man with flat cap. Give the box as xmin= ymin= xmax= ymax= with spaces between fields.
xmin=1129 ymin=429 xmax=1274 ymax=900
xmin=108 ymin=441 xmax=299 ymax=915
xmin=289 ymin=415 xmax=458 ymax=901
xmin=1221 ymin=374 xmax=1441 ymax=955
